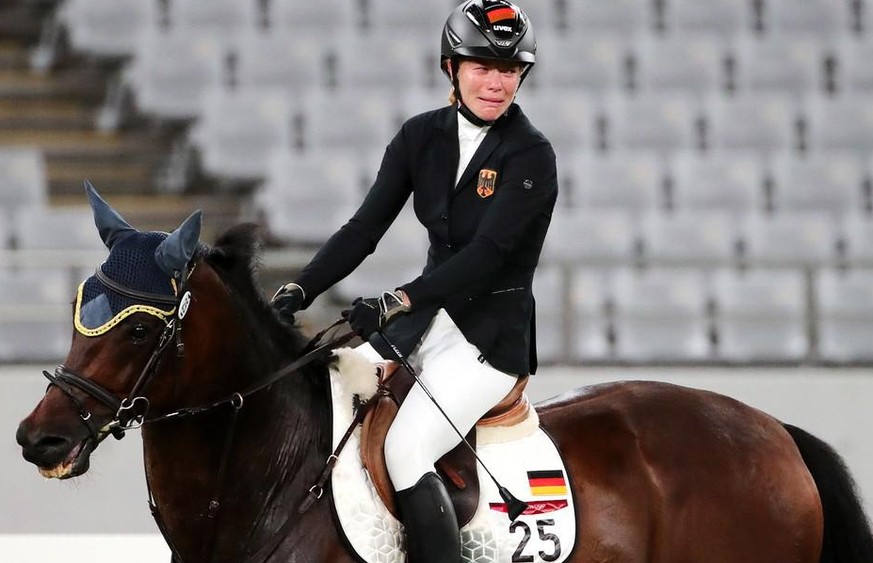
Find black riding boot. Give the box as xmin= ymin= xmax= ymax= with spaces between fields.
xmin=395 ymin=472 xmax=462 ymax=563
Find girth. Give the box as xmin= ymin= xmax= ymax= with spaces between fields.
xmin=358 ymin=362 xmax=530 ymax=526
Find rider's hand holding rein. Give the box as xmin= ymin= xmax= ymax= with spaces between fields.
xmin=271 ymin=282 xmax=305 ymax=324
xmin=343 ymin=290 xmax=411 ymax=339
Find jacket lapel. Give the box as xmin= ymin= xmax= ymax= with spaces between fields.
xmin=453 ymin=128 xmax=502 ymax=196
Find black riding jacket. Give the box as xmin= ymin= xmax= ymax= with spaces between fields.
xmin=295 ymin=103 xmax=558 ymax=375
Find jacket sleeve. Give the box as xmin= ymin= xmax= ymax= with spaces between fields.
xmin=294 ymin=127 xmax=413 ymax=308
xmin=401 ymin=141 xmax=558 ymax=307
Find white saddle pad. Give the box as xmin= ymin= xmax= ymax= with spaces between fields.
xmin=328 ymin=350 xmax=577 ymax=563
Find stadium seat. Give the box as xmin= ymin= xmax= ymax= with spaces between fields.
xmin=363 ymin=0 xmax=454 ymax=34
xmin=705 ymin=93 xmax=799 ymax=154
xmin=190 ymin=88 xmax=295 ymax=181
xmin=806 ymin=93 xmax=873 ymax=156
xmin=669 ymin=150 xmax=765 ymax=215
xmin=765 ymin=0 xmax=851 ymax=38
xmin=662 ymin=0 xmax=750 ymax=38
xmin=299 ymin=90 xmax=399 ymax=158
xmin=333 ymin=34 xmax=432 ymax=92
xmin=127 ymin=29 xmax=225 ymax=120
xmin=0 ymin=147 xmax=48 ymax=220
xmin=268 ymin=0 xmax=357 ymax=36
xmin=57 ymin=0 xmax=159 ymax=58
xmin=732 ymin=32 xmax=827 ymax=97
xmin=541 ymin=207 xmax=639 ymax=266
xmin=740 ymin=210 xmax=838 ymax=267
xmin=568 ymin=267 xmax=613 ymax=361
xmin=332 ymin=202 xmax=429 ymax=303
xmin=564 ymin=0 xmax=654 ymax=35
xmin=255 ymin=148 xmax=363 ymax=246
xmin=611 ymin=267 xmax=712 ymax=361
xmin=167 ymin=0 xmax=259 ymax=46
xmin=834 ymin=36 xmax=873 ymax=93
xmin=639 ymin=209 xmax=738 ymax=267
xmin=605 ymin=93 xmax=699 ymax=155
xmin=533 ymin=264 xmax=570 ymax=364
xmin=815 ymin=267 xmax=873 ymax=362
xmin=533 ymin=33 xmax=629 ymax=96
xmin=839 ymin=211 xmax=873 ymax=267
xmin=571 ymin=150 xmax=667 ymax=213
xmin=233 ymin=31 xmax=326 ymax=95
xmin=712 ymin=267 xmax=809 ymax=362
xmin=0 ymin=267 xmax=75 ymax=363
xmin=769 ymin=151 xmax=865 ymax=216
xmin=634 ymin=33 xmax=727 ymax=97
xmin=520 ymin=90 xmax=595 ymax=164
xmin=12 ymin=206 xmax=108 ymax=252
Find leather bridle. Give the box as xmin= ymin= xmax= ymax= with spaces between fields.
xmin=42 ymin=258 xmax=357 ymax=562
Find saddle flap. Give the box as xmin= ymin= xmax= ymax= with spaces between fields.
xmin=359 ymin=365 xmax=480 ymax=526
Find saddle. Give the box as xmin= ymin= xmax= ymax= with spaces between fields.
xmin=359 ymin=362 xmax=530 ymax=526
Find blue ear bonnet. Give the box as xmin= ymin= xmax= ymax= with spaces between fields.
xmin=76 ymin=231 xmax=178 ymax=334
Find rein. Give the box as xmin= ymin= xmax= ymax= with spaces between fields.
xmin=43 ymin=260 xmax=357 ymax=563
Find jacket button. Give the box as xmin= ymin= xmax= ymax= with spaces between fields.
xmin=440 ymin=214 xmax=447 ymax=221
xmin=446 ymin=243 xmax=453 ymax=249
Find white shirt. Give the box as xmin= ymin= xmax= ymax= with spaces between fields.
xmin=456 ymin=111 xmax=491 ymax=185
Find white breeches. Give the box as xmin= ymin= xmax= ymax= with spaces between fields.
xmin=357 ymin=309 xmax=517 ymax=491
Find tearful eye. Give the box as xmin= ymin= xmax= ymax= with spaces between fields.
xmin=131 ymin=324 xmax=149 ymax=342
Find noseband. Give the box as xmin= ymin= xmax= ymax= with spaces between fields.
xmin=43 ymin=263 xmax=192 ymax=444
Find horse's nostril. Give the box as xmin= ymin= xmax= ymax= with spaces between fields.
xmin=18 ymin=430 xmax=74 ymax=467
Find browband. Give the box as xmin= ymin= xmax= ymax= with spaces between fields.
xmin=95 ymin=266 xmax=178 ymax=305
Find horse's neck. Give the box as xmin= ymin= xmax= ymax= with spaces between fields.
xmin=142 ymin=370 xmax=344 ymax=562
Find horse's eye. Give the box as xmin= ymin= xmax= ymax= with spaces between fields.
xmin=131 ymin=324 xmax=149 ymax=342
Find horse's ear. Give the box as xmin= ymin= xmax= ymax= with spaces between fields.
xmin=85 ymin=180 xmax=136 ymax=249
xmin=155 ymin=210 xmax=202 ymax=277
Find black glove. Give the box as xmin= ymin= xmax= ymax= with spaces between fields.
xmin=271 ymin=282 xmax=305 ymax=324
xmin=343 ymin=291 xmax=410 ymax=339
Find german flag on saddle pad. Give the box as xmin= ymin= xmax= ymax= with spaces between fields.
xmin=528 ymin=470 xmax=568 ymax=497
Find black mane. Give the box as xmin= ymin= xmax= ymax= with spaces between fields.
xmin=204 ymin=223 xmax=309 ymax=357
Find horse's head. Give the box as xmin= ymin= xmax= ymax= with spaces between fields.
xmin=16 ymin=182 xmax=210 ymax=479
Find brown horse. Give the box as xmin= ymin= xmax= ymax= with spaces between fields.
xmin=15 ymin=189 xmax=873 ymax=562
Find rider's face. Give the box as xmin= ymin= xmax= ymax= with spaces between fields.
xmin=454 ymin=59 xmax=522 ymax=122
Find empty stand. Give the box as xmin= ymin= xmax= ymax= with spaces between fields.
xmin=834 ymin=36 xmax=873 ymax=93
xmin=255 ymin=148 xmax=363 ymax=245
xmin=611 ymin=267 xmax=712 ymax=361
xmin=705 ymin=93 xmax=799 ymax=154
xmin=542 ymin=207 xmax=639 ymax=266
xmin=167 ymin=0 xmax=259 ymax=46
xmin=571 ymin=150 xmax=666 ymax=212
xmin=732 ymin=33 xmax=827 ymax=97
xmin=769 ymin=151 xmax=865 ymax=216
xmin=12 ymin=206 xmax=108 ymax=252
xmin=815 ymin=267 xmax=873 ymax=361
xmin=712 ymin=267 xmax=809 ymax=361
xmin=806 ymin=93 xmax=873 ymax=155
xmin=57 ymin=0 xmax=159 ymax=58
xmin=669 ymin=150 xmax=765 ymax=215
xmin=765 ymin=0 xmax=852 ymax=38
xmin=190 ymin=87 xmax=295 ymax=180
xmin=520 ymin=90 xmax=594 ymax=164
xmin=662 ymin=0 xmax=751 ymax=38
xmin=564 ymin=0 xmax=654 ymax=35
xmin=0 ymin=269 xmax=75 ymax=362
xmin=839 ymin=211 xmax=873 ymax=266
xmin=568 ymin=267 xmax=613 ymax=361
xmin=740 ymin=210 xmax=838 ymax=267
xmin=533 ymin=33 xmax=629 ymax=95
xmin=299 ymin=90 xmax=399 ymax=157
xmin=634 ymin=33 xmax=727 ymax=97
xmin=640 ymin=209 xmax=738 ymax=266
xmin=533 ymin=264 xmax=570 ymax=363
xmin=127 ymin=29 xmax=225 ymax=120
xmin=605 ymin=93 xmax=700 ymax=154
xmin=0 ymin=147 xmax=48 ymax=217
xmin=234 ymin=31 xmax=327 ymax=95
